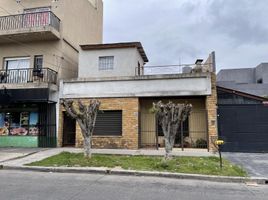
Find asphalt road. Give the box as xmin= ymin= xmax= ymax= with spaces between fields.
xmin=223 ymin=153 xmax=268 ymax=177
xmin=0 ymin=170 xmax=267 ymax=200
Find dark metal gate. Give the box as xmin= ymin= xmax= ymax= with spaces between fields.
xmin=218 ymin=105 xmax=268 ymax=152
xmin=38 ymin=103 xmax=57 ymax=147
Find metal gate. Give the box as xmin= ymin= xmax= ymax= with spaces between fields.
xmin=38 ymin=103 xmax=57 ymax=147
xmin=140 ymin=110 xmax=208 ymax=149
xmin=218 ymin=105 xmax=268 ymax=152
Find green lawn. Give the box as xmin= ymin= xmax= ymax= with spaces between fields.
xmin=27 ymin=152 xmax=247 ymax=177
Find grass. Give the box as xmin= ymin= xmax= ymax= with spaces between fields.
xmin=26 ymin=152 xmax=247 ymax=177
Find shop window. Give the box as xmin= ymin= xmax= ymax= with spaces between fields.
xmin=29 ymin=112 xmax=39 ymax=136
xmin=94 ymin=110 xmax=122 ymax=136
xmin=0 ymin=113 xmax=8 ymax=136
xmin=0 ymin=111 xmax=39 ymax=136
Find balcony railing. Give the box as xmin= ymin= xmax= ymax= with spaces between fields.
xmin=0 ymin=11 xmax=60 ymax=32
xmin=135 ymin=63 xmax=213 ymax=76
xmin=0 ymin=68 xmax=57 ymax=85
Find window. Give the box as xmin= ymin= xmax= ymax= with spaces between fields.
xmin=257 ymin=78 xmax=263 ymax=84
xmin=34 ymin=55 xmax=43 ymax=69
xmin=23 ymin=7 xmax=51 ymax=28
xmin=99 ymin=56 xmax=114 ymax=70
xmin=0 ymin=111 xmax=39 ymax=136
xmin=93 ymin=110 xmax=122 ymax=136
xmin=137 ymin=62 xmax=141 ymax=76
xmin=4 ymin=57 xmax=30 ymax=70
xmin=4 ymin=57 xmax=30 ymax=83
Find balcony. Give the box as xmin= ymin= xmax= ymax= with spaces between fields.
xmin=0 ymin=68 xmax=57 ymax=85
xmin=0 ymin=11 xmax=60 ymax=44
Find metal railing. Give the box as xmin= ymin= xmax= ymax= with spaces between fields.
xmin=140 ymin=110 xmax=208 ymax=149
xmin=0 ymin=11 xmax=60 ymax=32
xmin=135 ymin=63 xmax=212 ymax=76
xmin=0 ymin=68 xmax=58 ymax=84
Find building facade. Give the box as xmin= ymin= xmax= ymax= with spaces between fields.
xmin=59 ymin=42 xmax=218 ymax=151
xmin=217 ymin=63 xmax=268 ymax=97
xmin=0 ymin=0 xmax=103 ymax=147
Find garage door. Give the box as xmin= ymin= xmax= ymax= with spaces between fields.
xmin=218 ymin=105 xmax=268 ymax=152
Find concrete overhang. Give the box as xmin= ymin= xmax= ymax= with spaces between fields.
xmin=0 ymin=26 xmax=60 ymax=44
xmin=0 ymin=82 xmax=58 ymax=91
xmin=60 ymin=73 xmax=212 ymax=99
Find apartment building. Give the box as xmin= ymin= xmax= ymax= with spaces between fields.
xmin=59 ymin=42 xmax=218 ymax=151
xmin=0 ymin=0 xmax=103 ymax=147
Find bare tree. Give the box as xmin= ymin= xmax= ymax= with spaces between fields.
xmin=152 ymin=101 xmax=192 ymax=160
xmin=62 ymin=99 xmax=101 ymax=158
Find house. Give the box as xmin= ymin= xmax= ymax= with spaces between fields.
xmin=217 ymin=86 xmax=268 ymax=153
xmin=0 ymin=0 xmax=103 ymax=147
xmin=217 ymin=63 xmax=268 ymax=97
xmin=59 ymin=42 xmax=218 ymax=151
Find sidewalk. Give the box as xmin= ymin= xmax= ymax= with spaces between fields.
xmin=1 ymin=148 xmax=267 ymax=185
xmin=0 ymin=148 xmax=45 ymax=163
xmin=1 ymin=147 xmax=215 ymax=167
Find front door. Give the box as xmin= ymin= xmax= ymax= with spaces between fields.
xmin=62 ymin=112 xmax=76 ymax=147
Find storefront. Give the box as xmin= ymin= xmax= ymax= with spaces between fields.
xmin=0 ymin=104 xmax=39 ymax=147
xmin=0 ymin=88 xmax=57 ymax=148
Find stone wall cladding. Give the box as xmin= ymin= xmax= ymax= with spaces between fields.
xmin=59 ymin=98 xmax=139 ymax=149
xmin=206 ymin=73 xmax=218 ymax=151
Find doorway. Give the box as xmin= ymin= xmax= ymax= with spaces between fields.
xmin=62 ymin=112 xmax=76 ymax=147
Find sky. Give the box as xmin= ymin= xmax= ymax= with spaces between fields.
xmin=103 ymin=0 xmax=268 ymax=72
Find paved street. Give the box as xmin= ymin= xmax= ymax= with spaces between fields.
xmin=0 ymin=170 xmax=267 ymax=200
xmin=223 ymin=153 xmax=268 ymax=178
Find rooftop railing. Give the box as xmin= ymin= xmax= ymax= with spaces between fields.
xmin=0 ymin=68 xmax=58 ymax=85
xmin=0 ymin=11 xmax=60 ymax=32
xmin=135 ymin=63 xmax=213 ymax=76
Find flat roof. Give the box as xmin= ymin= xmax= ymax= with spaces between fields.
xmin=80 ymin=42 xmax=149 ymax=62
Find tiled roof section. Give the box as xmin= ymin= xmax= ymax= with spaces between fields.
xmin=80 ymin=42 xmax=149 ymax=62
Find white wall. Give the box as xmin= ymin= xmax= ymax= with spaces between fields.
xmin=61 ymin=73 xmax=212 ymax=98
xmin=79 ymin=48 xmax=144 ymax=78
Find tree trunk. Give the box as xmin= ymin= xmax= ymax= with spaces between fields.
xmin=164 ymin=136 xmax=172 ymax=160
xmin=83 ymin=136 xmax=92 ymax=158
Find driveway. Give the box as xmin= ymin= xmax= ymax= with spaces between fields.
xmin=223 ymin=153 xmax=268 ymax=178
xmin=0 ymin=148 xmax=45 ymax=163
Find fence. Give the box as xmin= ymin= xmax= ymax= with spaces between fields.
xmin=0 ymin=68 xmax=57 ymax=84
xmin=0 ymin=11 xmax=60 ymax=32
xmin=135 ymin=63 xmax=213 ymax=76
xmin=140 ymin=110 xmax=208 ymax=149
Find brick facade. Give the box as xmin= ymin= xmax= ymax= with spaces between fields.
xmin=206 ymin=73 xmax=218 ymax=151
xmin=58 ymin=98 xmax=139 ymax=149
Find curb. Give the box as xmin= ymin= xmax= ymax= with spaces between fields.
xmin=1 ymin=165 xmax=268 ymax=185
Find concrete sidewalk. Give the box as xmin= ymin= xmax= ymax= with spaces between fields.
xmin=1 ymin=147 xmax=215 ymax=167
xmin=0 ymin=148 xmax=45 ymax=163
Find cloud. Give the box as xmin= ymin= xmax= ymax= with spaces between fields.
xmin=103 ymin=0 xmax=268 ymax=71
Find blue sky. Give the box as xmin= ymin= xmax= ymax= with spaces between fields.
xmin=103 ymin=0 xmax=268 ymax=72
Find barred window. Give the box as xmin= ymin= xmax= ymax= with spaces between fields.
xmin=99 ymin=56 xmax=114 ymax=70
